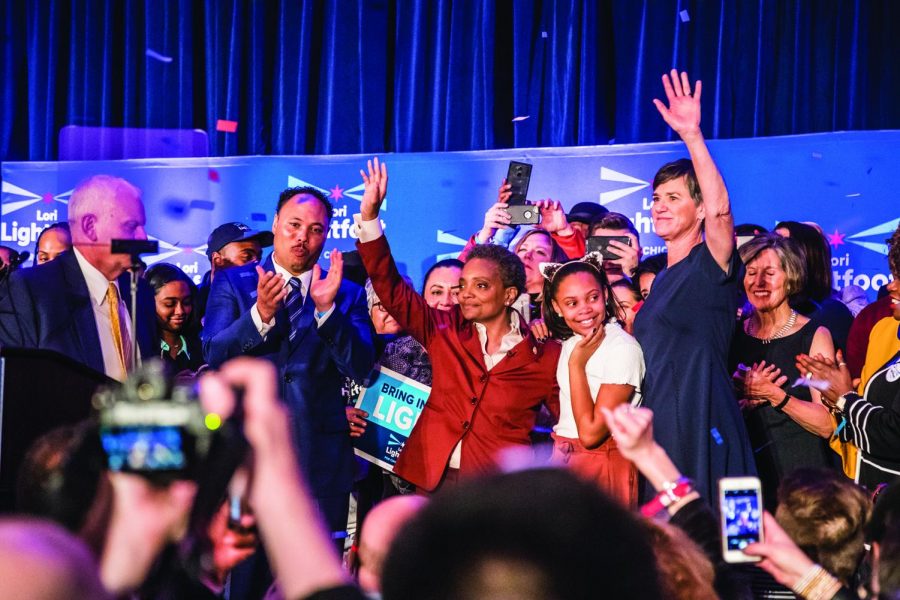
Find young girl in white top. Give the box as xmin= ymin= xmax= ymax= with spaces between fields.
xmin=542 ymin=255 xmax=646 ymax=507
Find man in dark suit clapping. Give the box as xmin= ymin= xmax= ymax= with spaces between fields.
xmin=203 ymin=186 xmax=374 ymax=537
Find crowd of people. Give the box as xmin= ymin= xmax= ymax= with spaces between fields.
xmin=0 ymin=70 xmax=898 ymax=599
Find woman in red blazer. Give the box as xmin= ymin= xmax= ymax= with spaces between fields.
xmin=355 ymin=158 xmax=561 ymax=492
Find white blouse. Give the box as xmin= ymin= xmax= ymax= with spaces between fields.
xmin=553 ymin=321 xmax=645 ymax=439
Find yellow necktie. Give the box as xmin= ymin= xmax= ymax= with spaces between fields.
xmin=106 ymin=283 xmax=128 ymax=375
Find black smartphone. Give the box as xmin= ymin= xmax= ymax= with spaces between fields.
xmin=505 ymin=161 xmax=532 ymax=204
xmin=586 ymin=235 xmax=632 ymax=260
xmin=507 ymin=203 xmax=540 ymax=225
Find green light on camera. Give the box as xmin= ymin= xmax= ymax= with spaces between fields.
xmin=205 ymin=413 xmax=222 ymax=431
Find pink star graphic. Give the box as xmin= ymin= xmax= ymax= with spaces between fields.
xmin=329 ymin=184 xmax=344 ymax=200
xmin=42 ymin=192 xmax=54 ymax=204
xmin=827 ymin=229 xmax=846 ymax=248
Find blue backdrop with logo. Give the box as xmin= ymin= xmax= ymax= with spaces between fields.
xmin=2 ymin=130 xmax=897 ymax=298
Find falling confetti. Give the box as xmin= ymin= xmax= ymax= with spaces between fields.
xmin=710 ymin=428 xmax=723 ymax=445
xmin=811 ymin=152 xmax=823 ymax=159
xmin=189 ymin=200 xmax=215 ymax=211
xmin=145 ymin=48 xmax=173 ymax=63
xmin=511 ymin=115 xmax=530 ymax=122
xmin=216 ymin=119 xmax=238 ymax=133
xmin=541 ymin=31 xmax=548 ymax=38
xmin=679 ymin=9 xmax=690 ymax=22
xmin=792 ymin=377 xmax=830 ymax=391
xmin=845 ymin=192 xmax=861 ymax=197
xmin=208 ymin=169 xmax=220 ymax=182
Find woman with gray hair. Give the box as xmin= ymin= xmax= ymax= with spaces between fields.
xmin=729 ymin=233 xmax=839 ymax=507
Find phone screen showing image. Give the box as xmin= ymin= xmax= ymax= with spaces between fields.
xmin=723 ymin=488 xmax=762 ymax=550
xmin=101 ymin=425 xmax=188 ymax=473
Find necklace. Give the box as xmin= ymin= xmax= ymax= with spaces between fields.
xmin=750 ymin=309 xmax=797 ymax=344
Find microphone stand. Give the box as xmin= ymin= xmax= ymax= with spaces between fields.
xmin=110 ymin=239 xmax=159 ymax=372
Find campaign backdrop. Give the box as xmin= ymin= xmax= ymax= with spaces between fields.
xmin=2 ymin=130 xmax=897 ymax=298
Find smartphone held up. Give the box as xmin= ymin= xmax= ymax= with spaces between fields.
xmin=719 ymin=476 xmax=765 ymax=563
xmin=504 ymin=161 xmax=540 ymax=226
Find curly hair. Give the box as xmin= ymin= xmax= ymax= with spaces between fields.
xmin=466 ymin=244 xmax=526 ymax=296
xmin=541 ymin=260 xmax=622 ymax=340
xmin=775 ymin=468 xmax=871 ymax=584
xmin=887 ymin=222 xmax=900 ymax=279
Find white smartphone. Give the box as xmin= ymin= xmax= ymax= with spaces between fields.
xmin=719 ymin=476 xmax=764 ymax=563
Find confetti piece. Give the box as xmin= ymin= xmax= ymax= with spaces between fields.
xmin=710 ymin=428 xmax=723 ymax=445
xmin=511 ymin=115 xmax=530 ymax=122
xmin=866 ymin=167 xmax=873 ymax=174
xmin=541 ymin=31 xmax=548 ymax=38
xmin=845 ymin=192 xmax=861 ymax=197
xmin=189 ymin=200 xmax=215 ymax=211
xmin=208 ymin=169 xmax=220 ymax=182
xmin=251 ymin=212 xmax=267 ymax=222
xmin=679 ymin=9 xmax=690 ymax=22
xmin=811 ymin=152 xmax=823 ymax=159
xmin=146 ymin=48 xmax=173 ymax=63
xmin=791 ymin=377 xmax=830 ymax=391
xmin=216 ymin=119 xmax=238 ymax=133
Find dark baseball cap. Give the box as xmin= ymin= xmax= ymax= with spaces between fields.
xmin=206 ymin=222 xmax=274 ymax=259
xmin=567 ymin=202 xmax=609 ymax=224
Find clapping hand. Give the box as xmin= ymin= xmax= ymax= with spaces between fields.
xmin=796 ymin=349 xmax=853 ymax=406
xmin=360 ymin=157 xmax=388 ymax=221
xmin=744 ymin=361 xmax=789 ymax=407
xmin=256 ymin=266 xmax=288 ymax=323
xmin=653 ymin=70 xmax=702 ymax=139
xmin=309 ymin=249 xmax=343 ymax=313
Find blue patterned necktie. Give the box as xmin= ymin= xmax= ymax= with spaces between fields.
xmin=285 ymin=276 xmax=304 ymax=341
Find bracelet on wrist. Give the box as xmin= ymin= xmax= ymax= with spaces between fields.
xmin=773 ymin=393 xmax=791 ymax=412
xmin=640 ymin=476 xmax=694 ymax=517
xmin=792 ymin=563 xmax=842 ymax=600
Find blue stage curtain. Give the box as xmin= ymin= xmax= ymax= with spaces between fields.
xmin=2 ymin=0 xmax=898 ymax=161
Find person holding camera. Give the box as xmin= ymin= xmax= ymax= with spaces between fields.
xmin=354 ymin=158 xmax=560 ymax=493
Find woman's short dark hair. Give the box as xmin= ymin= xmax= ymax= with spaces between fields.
xmin=542 ymin=260 xmax=622 ymax=340
xmin=653 ymin=158 xmax=701 ymax=205
xmin=421 ymin=258 xmax=464 ymax=293
xmin=512 ymin=229 xmax=569 ymax=263
xmin=466 ymin=244 xmax=526 ymax=296
xmin=738 ymin=233 xmax=807 ymax=299
xmin=775 ymin=221 xmax=833 ymax=301
xmin=775 ymin=468 xmax=871 ymax=584
xmin=381 ymin=468 xmax=662 ymax=600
